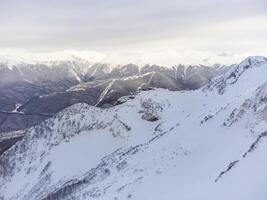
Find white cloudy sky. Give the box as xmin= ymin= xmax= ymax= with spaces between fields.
xmin=0 ymin=0 xmax=267 ymax=65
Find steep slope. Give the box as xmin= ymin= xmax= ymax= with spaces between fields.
xmin=204 ymin=56 xmax=267 ymax=94
xmin=0 ymin=112 xmax=52 ymax=133
xmin=0 ymin=58 xmax=91 ymax=112
xmin=0 ymin=56 xmax=267 ymax=200
xmin=0 ymin=130 xmax=24 ymax=155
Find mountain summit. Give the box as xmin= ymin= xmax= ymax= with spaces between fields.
xmin=204 ymin=56 xmax=267 ymax=94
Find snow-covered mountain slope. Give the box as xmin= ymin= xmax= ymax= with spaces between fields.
xmin=204 ymin=56 xmax=267 ymax=94
xmin=1 ymin=57 xmax=267 ymax=200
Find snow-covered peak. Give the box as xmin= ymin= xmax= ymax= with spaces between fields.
xmin=0 ymin=55 xmax=33 ymax=69
xmin=204 ymin=56 xmax=267 ymax=95
xmin=225 ymin=56 xmax=267 ymax=80
xmin=239 ymin=56 xmax=267 ymax=66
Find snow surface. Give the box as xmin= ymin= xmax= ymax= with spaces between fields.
xmin=1 ymin=56 xmax=267 ymax=200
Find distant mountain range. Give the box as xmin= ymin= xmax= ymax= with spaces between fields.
xmin=0 ymin=57 xmax=229 ymax=133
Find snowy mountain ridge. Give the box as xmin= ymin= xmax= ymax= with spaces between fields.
xmin=204 ymin=56 xmax=267 ymax=94
xmin=1 ymin=56 xmax=267 ymax=200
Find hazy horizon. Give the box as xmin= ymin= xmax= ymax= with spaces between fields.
xmin=0 ymin=0 xmax=267 ymax=65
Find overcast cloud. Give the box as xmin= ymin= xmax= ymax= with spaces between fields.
xmin=0 ymin=0 xmax=266 ymax=64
